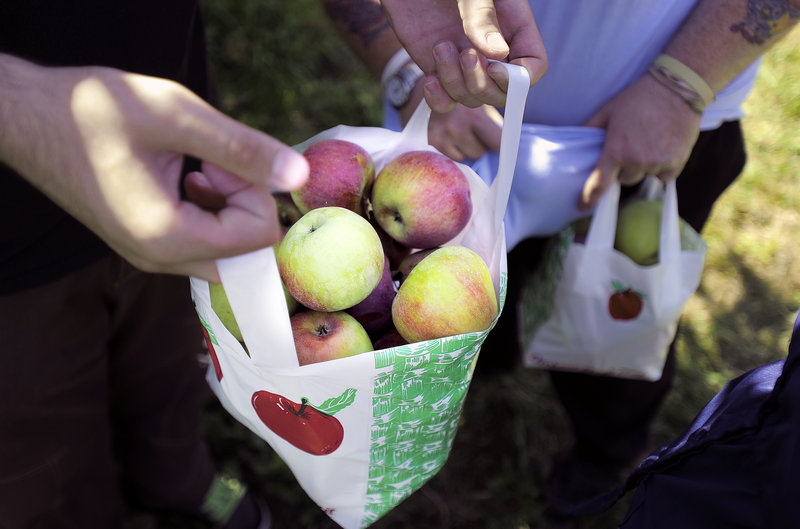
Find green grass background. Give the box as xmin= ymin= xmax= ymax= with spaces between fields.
xmin=139 ymin=2 xmax=800 ymax=528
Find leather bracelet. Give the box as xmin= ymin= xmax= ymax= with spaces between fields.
xmin=647 ymin=54 xmax=714 ymax=115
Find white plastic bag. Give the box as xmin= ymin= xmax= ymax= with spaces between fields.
xmin=519 ymin=178 xmax=708 ymax=381
xmin=190 ymin=63 xmax=530 ymax=529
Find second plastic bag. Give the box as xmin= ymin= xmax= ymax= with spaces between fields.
xmin=519 ymin=178 xmax=708 ymax=381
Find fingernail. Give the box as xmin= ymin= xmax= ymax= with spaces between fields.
xmin=434 ymin=41 xmax=454 ymax=64
xmin=460 ymin=50 xmax=478 ymax=71
xmin=271 ymin=149 xmax=309 ymax=189
xmin=488 ymin=62 xmax=508 ymax=81
xmin=486 ymin=32 xmax=509 ymax=55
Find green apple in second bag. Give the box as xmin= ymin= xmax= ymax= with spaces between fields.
xmin=614 ymin=198 xmax=668 ymax=266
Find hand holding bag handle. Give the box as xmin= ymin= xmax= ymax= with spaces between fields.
xmin=215 ymin=62 xmax=530 ymax=371
xmin=584 ymin=177 xmax=681 ymax=266
xmin=577 ymin=176 xmax=686 ymax=335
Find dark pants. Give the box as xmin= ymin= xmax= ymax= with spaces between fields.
xmin=478 ymin=120 xmax=747 ymax=466
xmin=0 ymin=255 xmax=216 ymax=529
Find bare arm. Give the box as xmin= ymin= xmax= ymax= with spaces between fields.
xmin=0 ymin=53 xmax=309 ymax=281
xmin=322 ymin=0 xmax=546 ymax=111
xmin=320 ymin=0 xmax=506 ymax=159
xmin=579 ymin=0 xmax=800 ymax=209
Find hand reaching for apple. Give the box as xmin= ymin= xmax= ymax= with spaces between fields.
xmin=0 ymin=53 xmax=309 ymax=283
xmin=578 ymin=72 xmax=701 ymax=210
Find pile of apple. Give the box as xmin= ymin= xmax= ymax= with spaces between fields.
xmin=211 ymin=138 xmax=498 ymax=366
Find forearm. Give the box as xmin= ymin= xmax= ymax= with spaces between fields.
xmin=0 ymin=53 xmax=108 ymax=230
xmin=0 ymin=53 xmax=48 ymax=181
xmin=319 ymin=0 xmax=426 ymax=123
xmin=663 ymin=0 xmax=800 ymax=92
xmin=318 ymin=0 xmax=402 ymax=79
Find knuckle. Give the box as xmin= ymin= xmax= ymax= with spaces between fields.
xmin=224 ymin=130 xmax=260 ymax=170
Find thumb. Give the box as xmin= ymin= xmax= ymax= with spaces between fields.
xmin=457 ymin=0 xmax=510 ymax=59
xmin=579 ymin=158 xmax=619 ymax=211
xmin=163 ymin=97 xmax=309 ymax=192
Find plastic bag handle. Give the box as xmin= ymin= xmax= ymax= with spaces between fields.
xmin=584 ymin=177 xmax=681 ymax=261
xmin=217 ymin=62 xmax=530 ymax=370
xmin=217 ymin=247 xmax=297 ymax=369
xmin=490 ymin=62 xmax=530 ymax=229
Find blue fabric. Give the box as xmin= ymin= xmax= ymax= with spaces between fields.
xmin=385 ymin=101 xmax=604 ymax=248
xmin=576 ymin=311 xmax=800 ymax=527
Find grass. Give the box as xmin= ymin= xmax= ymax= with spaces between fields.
xmin=152 ymin=3 xmax=800 ymax=528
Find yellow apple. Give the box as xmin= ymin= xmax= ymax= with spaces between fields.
xmin=392 ymin=245 xmax=498 ymax=343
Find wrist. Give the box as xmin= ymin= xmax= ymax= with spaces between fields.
xmin=381 ymin=48 xmax=425 ymax=111
xmin=647 ymin=54 xmax=714 ymax=114
xmin=397 ymin=78 xmax=426 ymax=126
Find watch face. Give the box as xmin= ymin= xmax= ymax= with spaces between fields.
xmin=385 ymin=64 xmax=423 ymax=109
xmin=386 ymin=76 xmax=409 ymax=107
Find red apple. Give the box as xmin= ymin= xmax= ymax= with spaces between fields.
xmin=346 ymin=256 xmax=396 ymax=336
xmin=292 ymin=139 xmax=374 ymax=215
xmin=370 ymin=217 xmax=412 ymax=271
xmin=371 ymin=150 xmax=472 ymax=249
xmin=608 ymin=281 xmax=646 ymax=320
xmin=291 ymin=310 xmax=373 ymax=365
xmin=251 ymin=391 xmax=344 ymax=455
xmin=373 ymin=327 xmax=409 ymax=350
xmin=392 ymin=245 xmax=498 ymax=343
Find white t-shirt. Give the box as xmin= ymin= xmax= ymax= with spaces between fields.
xmin=525 ymin=0 xmax=760 ymax=130
xmin=383 ymin=1 xmax=762 ymax=247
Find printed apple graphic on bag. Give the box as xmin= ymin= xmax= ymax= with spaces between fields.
xmin=199 ymin=321 xmax=224 ymax=381
xmin=252 ymin=388 xmax=356 ymax=456
xmin=608 ymin=280 xmax=646 ymax=320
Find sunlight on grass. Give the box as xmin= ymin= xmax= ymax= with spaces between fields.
xmin=674 ymin=26 xmax=800 ymax=406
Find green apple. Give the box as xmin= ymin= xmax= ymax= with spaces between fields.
xmin=292 ymin=138 xmax=374 ymax=215
xmin=371 ymin=150 xmax=472 ymax=249
xmin=291 ymin=310 xmax=373 ymax=365
xmin=277 ymin=206 xmax=385 ymax=312
xmin=615 ymin=198 xmax=667 ymax=266
xmin=392 ymin=245 xmax=498 ymax=343
xmin=209 ymin=282 xmax=243 ymax=342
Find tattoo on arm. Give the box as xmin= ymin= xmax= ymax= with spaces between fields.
xmin=322 ymin=0 xmax=391 ymax=48
xmin=730 ymin=0 xmax=800 ymax=45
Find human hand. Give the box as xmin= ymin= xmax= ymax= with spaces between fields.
xmin=381 ymin=0 xmax=547 ymax=111
xmin=0 ymin=56 xmax=308 ymax=282
xmin=578 ymin=73 xmax=702 ymax=210
xmin=427 ymin=104 xmax=503 ymax=162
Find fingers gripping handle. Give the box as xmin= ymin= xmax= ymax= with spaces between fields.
xmin=491 ymin=62 xmax=530 ymax=229
xmin=585 ymin=177 xmax=681 ymax=262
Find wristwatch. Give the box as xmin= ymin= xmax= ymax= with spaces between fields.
xmin=384 ymin=61 xmax=425 ymax=110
